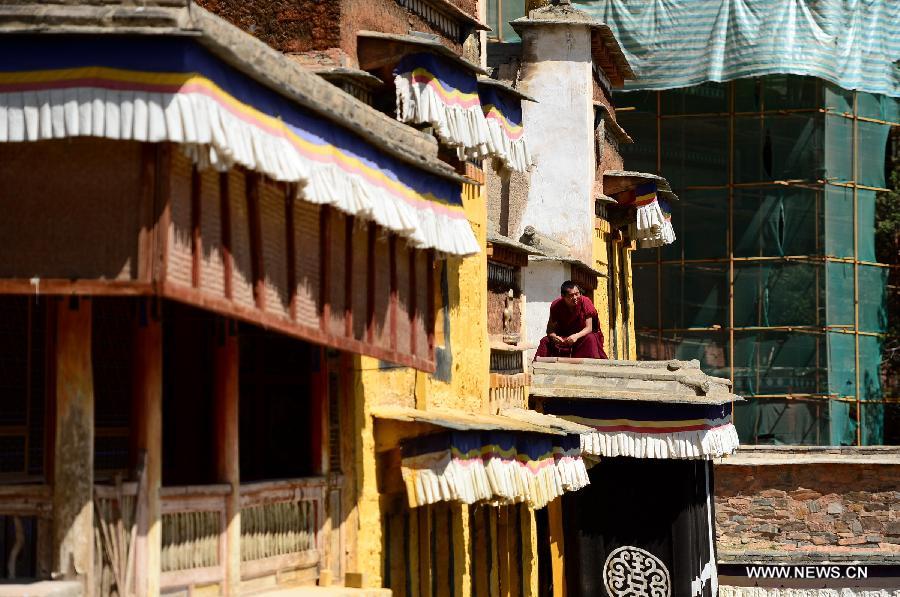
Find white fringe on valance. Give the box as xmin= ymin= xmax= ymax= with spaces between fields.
xmin=0 ymin=87 xmax=480 ymax=256
xmin=580 ymin=423 xmax=740 ymax=460
xmin=631 ymin=200 xmax=676 ymax=249
xmin=720 ymin=587 xmax=900 ymax=597
xmin=484 ymin=118 xmax=533 ymax=173
xmin=395 ymin=75 xmax=491 ymax=162
xmin=402 ymin=450 xmax=590 ymax=509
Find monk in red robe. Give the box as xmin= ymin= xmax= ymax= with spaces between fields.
xmin=535 ymin=281 xmax=608 ymax=359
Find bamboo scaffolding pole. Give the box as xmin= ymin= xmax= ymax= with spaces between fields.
xmin=728 ymin=81 xmax=736 ymax=423
xmin=656 ymin=90 xmax=663 ymax=357
xmin=853 ymin=91 xmax=862 ymax=446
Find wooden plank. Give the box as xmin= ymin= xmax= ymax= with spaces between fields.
xmin=52 ymin=298 xmax=94 ymax=592
xmin=240 ymin=550 xmax=319 ymax=580
xmin=159 ymin=496 xmax=228 ymax=516
xmin=0 ymin=280 xmax=153 ymax=296
xmin=132 ymin=302 xmax=163 ymax=597
xmin=409 ymin=248 xmax=418 ymax=357
xmin=160 ymin=565 xmax=224 ymax=589
xmin=497 ymin=506 xmax=510 ymax=597
xmin=310 ymin=347 xmax=327 ymax=475
xmin=191 ymin=165 xmax=202 ymax=288
xmin=366 ymin=222 xmax=376 ymax=344
xmin=154 ymin=145 xmax=172 ymax=285
xmin=159 ymin=282 xmax=437 ymax=371
xmin=426 ymin=251 xmax=436 ymax=359
xmin=94 ymin=483 xmax=139 ymax=499
xmin=213 ymin=324 xmax=240 ymax=595
xmin=286 ymin=189 xmax=298 ymax=322
xmin=389 ymin=235 xmax=398 ymax=350
xmin=418 ymin=507 xmax=432 ymax=597
xmin=219 ymin=172 xmax=234 ymax=300
xmin=547 ymin=498 xmax=566 ymax=597
xmin=319 ymin=206 xmax=332 ymax=331
xmin=245 ymin=174 xmax=266 ymax=311
xmin=138 ymin=144 xmax=157 ymax=282
xmin=345 ymin=216 xmax=354 ymax=338
xmin=158 ymin=485 xmax=232 ymax=498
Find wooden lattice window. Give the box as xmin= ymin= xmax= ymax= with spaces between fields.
xmin=0 ymin=296 xmax=48 ymax=481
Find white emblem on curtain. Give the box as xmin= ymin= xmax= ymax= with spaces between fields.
xmin=603 ymin=545 xmax=672 ymax=597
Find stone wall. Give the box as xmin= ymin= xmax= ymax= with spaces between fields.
xmin=715 ymin=449 xmax=900 ymax=556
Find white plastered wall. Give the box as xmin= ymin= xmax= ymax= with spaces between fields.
xmin=515 ymin=23 xmax=596 ymax=266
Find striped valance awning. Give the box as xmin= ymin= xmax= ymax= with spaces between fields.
xmin=0 ymin=36 xmax=479 ymax=256
xmin=477 ymin=80 xmax=534 ymax=173
xmin=401 ymin=430 xmax=589 ymax=509
xmin=543 ymin=399 xmax=739 ymax=460
xmin=624 ymin=183 xmax=676 ymax=249
xmin=394 ymin=52 xmax=491 ymax=162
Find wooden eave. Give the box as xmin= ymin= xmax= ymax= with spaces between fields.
xmin=357 ymin=30 xmax=489 ymax=75
xmin=0 ymin=1 xmax=468 ymax=184
xmin=477 ymin=77 xmax=538 ymax=103
xmin=594 ymin=102 xmax=633 ymax=143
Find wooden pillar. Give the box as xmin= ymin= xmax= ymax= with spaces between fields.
xmin=521 ymin=506 xmax=539 ymax=597
xmin=132 ymin=302 xmax=163 ymax=597
xmin=52 ymin=298 xmax=94 ymax=591
xmin=214 ymin=321 xmax=240 ymax=596
xmin=547 ymin=498 xmax=566 ymax=597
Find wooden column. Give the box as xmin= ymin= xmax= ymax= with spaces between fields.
xmin=214 ymin=321 xmax=240 ymax=595
xmin=547 ymin=498 xmax=566 ymax=597
xmin=52 ymin=298 xmax=94 ymax=591
xmin=132 ymin=302 xmax=163 ymax=597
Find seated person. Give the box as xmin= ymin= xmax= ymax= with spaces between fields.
xmin=535 ymin=281 xmax=608 ymax=359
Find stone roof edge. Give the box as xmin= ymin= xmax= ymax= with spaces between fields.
xmin=718 ymin=549 xmax=900 ymax=565
xmin=716 ymin=445 xmax=900 ymax=466
xmin=0 ymin=1 xmax=469 ymax=185
xmin=527 ymin=387 xmax=736 ymax=406
xmin=509 ymin=5 xmax=634 ymax=80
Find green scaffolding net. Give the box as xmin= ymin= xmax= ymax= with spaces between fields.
xmin=622 ymin=76 xmax=896 ymax=445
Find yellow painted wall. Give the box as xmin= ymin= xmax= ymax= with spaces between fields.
xmin=350 ymin=176 xmax=490 ymax=589
xmin=591 ymin=216 xmax=637 ymax=360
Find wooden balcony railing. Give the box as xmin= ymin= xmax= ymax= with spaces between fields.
xmin=90 ymin=476 xmax=339 ymax=592
xmin=0 ymin=484 xmax=52 ymax=580
xmin=238 ymin=477 xmax=328 ymax=581
xmin=159 ymin=484 xmax=230 ymax=589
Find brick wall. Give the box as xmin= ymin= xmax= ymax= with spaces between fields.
xmin=715 ymin=451 xmax=900 ymax=556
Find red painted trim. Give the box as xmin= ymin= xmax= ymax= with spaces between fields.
xmin=191 ymin=164 xmax=202 ymax=289
xmin=389 ymin=234 xmax=398 ymax=351
xmin=319 ymin=205 xmax=331 ymax=331
xmin=219 ymin=172 xmax=233 ymax=301
xmin=366 ymin=222 xmax=376 ymax=345
xmin=345 ymin=215 xmax=354 ymax=339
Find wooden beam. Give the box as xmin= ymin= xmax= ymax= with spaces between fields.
xmin=286 ymin=188 xmax=298 ymax=322
xmin=159 ymin=282 xmax=437 ymax=372
xmin=547 ymin=498 xmax=566 ymax=597
xmin=52 ymin=297 xmax=94 ymax=592
xmin=366 ymin=222 xmax=376 ymax=344
xmin=498 ymin=506 xmax=511 ymax=597
xmin=153 ymin=145 xmax=172 ymax=286
xmin=132 ymin=300 xmax=163 ymax=597
xmin=245 ymin=174 xmax=266 ymax=311
xmin=213 ymin=319 xmax=240 ymax=596
xmin=426 ymin=250 xmax=436 ymax=359
xmin=320 ymin=206 xmax=332 ymax=331
xmin=0 ymin=280 xmax=153 ymax=296
xmin=345 ymin=215 xmax=355 ymax=338
xmin=309 ymin=347 xmax=328 ymax=475
xmin=191 ymin=165 xmax=202 ymax=289
xmin=418 ymin=506 xmax=432 ymax=597
xmin=409 ymin=247 xmax=418 ymax=357
xmin=220 ymin=172 xmax=234 ymax=300
xmin=389 ymin=235 xmax=398 ymax=351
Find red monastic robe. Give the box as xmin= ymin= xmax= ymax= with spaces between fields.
xmin=535 ymin=295 xmax=608 ymax=359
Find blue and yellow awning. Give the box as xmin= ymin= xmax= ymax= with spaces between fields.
xmin=0 ymin=36 xmax=480 ymax=256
